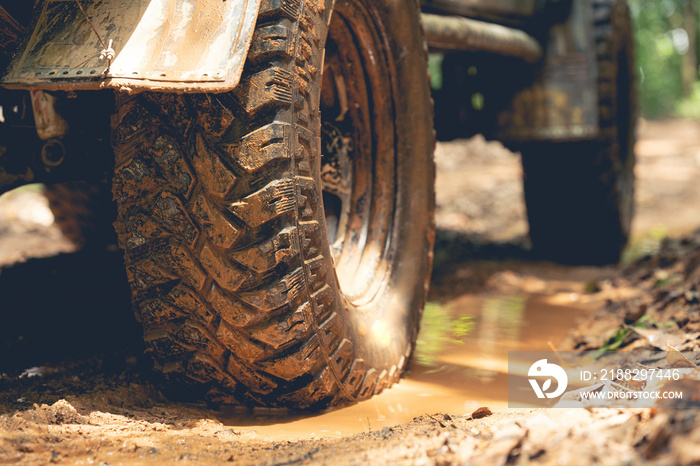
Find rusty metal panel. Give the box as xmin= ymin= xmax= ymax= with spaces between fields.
xmin=1 ymin=0 xmax=261 ymax=93
xmin=421 ymin=0 xmax=538 ymax=19
xmin=496 ymin=0 xmax=599 ymax=142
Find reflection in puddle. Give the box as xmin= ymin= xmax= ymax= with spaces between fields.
xmin=218 ymin=294 xmax=590 ymax=440
xmin=413 ymin=302 xmax=475 ymax=367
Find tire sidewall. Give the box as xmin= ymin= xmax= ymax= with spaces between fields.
xmin=325 ymin=0 xmax=435 ymax=374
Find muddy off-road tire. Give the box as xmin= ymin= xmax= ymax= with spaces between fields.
xmin=520 ymin=0 xmax=636 ymax=265
xmin=43 ymin=181 xmax=116 ymax=248
xmin=111 ymin=0 xmax=435 ymax=408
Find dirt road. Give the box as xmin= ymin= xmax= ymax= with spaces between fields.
xmin=1 ymin=119 xmax=699 ymax=464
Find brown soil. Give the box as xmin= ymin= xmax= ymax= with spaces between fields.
xmin=1 ymin=119 xmax=700 ymax=464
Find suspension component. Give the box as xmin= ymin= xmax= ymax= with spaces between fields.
xmin=421 ymin=13 xmax=543 ymax=63
xmin=30 ymin=91 xmax=69 ymax=141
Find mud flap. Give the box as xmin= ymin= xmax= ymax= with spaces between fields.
xmin=1 ymin=0 xmax=261 ymax=93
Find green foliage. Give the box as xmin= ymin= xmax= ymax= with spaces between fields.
xmin=428 ymin=53 xmax=444 ymax=90
xmin=630 ymin=0 xmax=694 ymax=118
xmin=591 ymin=315 xmax=650 ymax=358
xmin=675 ymin=81 xmax=700 ymax=117
xmin=593 ymin=327 xmax=634 ymax=357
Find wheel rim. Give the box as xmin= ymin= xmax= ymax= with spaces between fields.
xmin=320 ymin=1 xmax=397 ymax=305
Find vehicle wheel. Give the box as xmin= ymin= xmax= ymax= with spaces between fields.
xmin=43 ymin=181 xmax=116 ymax=248
xmin=520 ymin=0 xmax=636 ymax=265
xmin=111 ymin=0 xmax=435 ymax=408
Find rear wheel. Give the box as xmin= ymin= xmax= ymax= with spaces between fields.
xmin=111 ymin=0 xmax=435 ymax=408
xmin=520 ymin=0 xmax=636 ymax=265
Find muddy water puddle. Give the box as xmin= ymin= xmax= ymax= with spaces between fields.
xmin=218 ymin=293 xmax=591 ymax=440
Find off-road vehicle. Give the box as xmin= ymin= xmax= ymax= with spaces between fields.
xmin=0 ymin=0 xmax=635 ymax=408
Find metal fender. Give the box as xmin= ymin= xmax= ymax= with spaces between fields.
xmin=2 ymin=0 xmax=261 ymax=93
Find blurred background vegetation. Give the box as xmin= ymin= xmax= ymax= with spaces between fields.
xmin=632 ymin=0 xmax=700 ymax=118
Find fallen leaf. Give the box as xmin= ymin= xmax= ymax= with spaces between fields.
xmin=666 ymin=346 xmax=698 ymax=368
xmin=630 ymin=327 xmax=686 ymax=349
